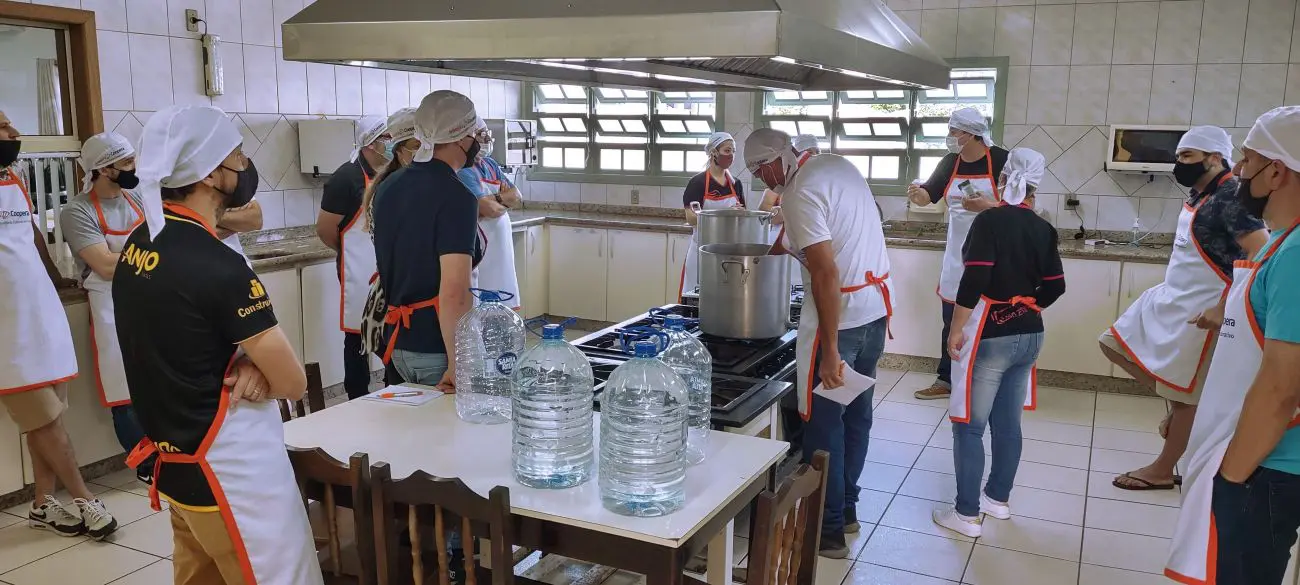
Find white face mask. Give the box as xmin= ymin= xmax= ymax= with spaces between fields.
xmin=945 ymin=135 xmax=963 ymax=154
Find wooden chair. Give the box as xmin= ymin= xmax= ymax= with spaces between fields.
xmin=288 ymin=448 xmax=376 ymax=585
xmin=371 ymin=462 xmax=546 ymax=585
xmin=281 ymin=362 xmax=329 ymax=422
xmin=688 ymin=450 xmax=830 ymax=585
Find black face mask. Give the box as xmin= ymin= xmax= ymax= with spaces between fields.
xmin=1173 ymin=161 xmax=1208 ymax=188
xmin=1236 ymin=164 xmax=1272 ymax=220
xmin=462 ymin=139 xmax=481 ymax=170
xmin=217 ymin=159 xmax=259 ymax=209
xmin=0 ymin=140 xmax=21 ymax=168
xmin=110 ymin=168 xmax=140 ymax=189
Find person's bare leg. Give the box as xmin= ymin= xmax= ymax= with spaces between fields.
xmin=27 ymin=416 xmax=96 ymax=501
xmin=1099 ymin=342 xmax=1159 ymax=388
xmin=1114 ymin=402 xmax=1195 ymax=488
xmin=28 ymin=431 xmax=57 ymax=502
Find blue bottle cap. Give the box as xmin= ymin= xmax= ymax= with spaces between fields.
xmin=479 ymin=290 xmax=502 ymax=303
xmin=542 ymin=324 xmax=564 ymax=340
xmin=663 ymin=314 xmax=686 ymax=331
xmin=633 ymin=340 xmax=658 ymax=358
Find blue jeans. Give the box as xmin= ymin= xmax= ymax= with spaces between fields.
xmin=937 ymin=302 xmax=955 ymax=386
xmin=952 ymin=332 xmax=1042 ymax=517
xmin=802 ymin=316 xmax=888 ymax=536
xmin=1212 ymin=468 xmax=1300 ymax=585
xmin=111 ymin=405 xmax=156 ymax=473
xmin=391 ymin=350 xmax=449 ymax=386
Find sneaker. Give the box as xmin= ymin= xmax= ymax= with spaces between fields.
xmin=74 ymin=498 xmax=118 ymax=541
xmin=932 ymin=506 xmax=982 ymax=538
xmin=980 ymin=493 xmax=1011 ymax=520
xmin=28 ymin=495 xmax=85 ymax=537
xmin=844 ymin=506 xmax=860 ymax=534
xmin=914 ymin=382 xmax=951 ymax=400
xmin=818 ymin=532 xmax=850 ymax=559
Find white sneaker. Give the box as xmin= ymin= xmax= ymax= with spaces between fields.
xmin=933 ymin=506 xmax=982 ymax=538
xmin=980 ymin=493 xmax=1011 ymax=520
xmin=28 ymin=495 xmax=85 ymax=537
xmin=74 ymin=498 xmax=118 ymax=541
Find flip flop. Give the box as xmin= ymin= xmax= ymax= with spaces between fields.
xmin=1112 ymin=472 xmax=1176 ymax=491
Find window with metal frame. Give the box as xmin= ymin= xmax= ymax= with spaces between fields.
xmin=531 ymin=84 xmax=717 ymax=176
xmin=757 ymin=69 xmax=998 ymax=187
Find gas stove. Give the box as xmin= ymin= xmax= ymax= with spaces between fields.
xmin=573 ymin=304 xmax=798 ymax=429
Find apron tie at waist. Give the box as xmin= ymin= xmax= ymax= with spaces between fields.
xmin=381 ymin=297 xmax=440 ymax=364
xmin=1007 ymin=296 xmax=1042 ymax=312
xmin=126 ymin=438 xmax=201 ymax=512
xmin=842 ymin=271 xmax=894 ymax=339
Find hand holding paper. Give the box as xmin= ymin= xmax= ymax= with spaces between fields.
xmin=813 ymin=361 xmax=876 ymax=406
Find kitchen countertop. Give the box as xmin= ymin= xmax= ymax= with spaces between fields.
xmin=57 ymin=209 xmax=1173 ymax=305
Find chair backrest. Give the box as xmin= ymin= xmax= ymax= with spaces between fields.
xmin=746 ymin=450 xmax=830 ymax=585
xmin=287 ymin=448 xmax=375 ymax=584
xmin=370 ymin=462 xmax=514 ymax=585
xmin=281 ymin=362 xmax=328 ymax=422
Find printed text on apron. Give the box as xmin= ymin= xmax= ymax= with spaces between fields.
xmin=948 ymin=296 xmax=1038 ymax=423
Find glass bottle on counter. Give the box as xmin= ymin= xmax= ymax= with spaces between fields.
xmin=511 ymin=323 xmax=595 ymax=488
xmin=455 ymin=289 xmax=524 ymax=424
xmin=658 ymin=314 xmax=711 ymax=465
xmin=599 ymin=338 xmax=689 ymax=517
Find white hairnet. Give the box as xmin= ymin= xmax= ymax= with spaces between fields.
xmin=1243 ymin=105 xmax=1300 ymax=173
xmin=706 ymin=131 xmax=734 ymax=154
xmin=349 ymin=116 xmax=389 ymax=163
xmin=792 ymin=134 xmax=820 ymax=153
xmin=949 ymin=107 xmax=995 ymax=147
xmin=1001 ymin=147 xmax=1046 ymax=206
xmin=1177 ymin=125 xmax=1234 ymax=164
xmin=743 ymin=128 xmax=799 ymax=187
xmin=77 ymin=132 xmax=135 ymax=194
xmin=136 ymin=106 xmax=242 ymax=239
xmin=387 ymin=108 xmax=417 ymax=144
xmin=412 ymin=90 xmax=479 ymax=164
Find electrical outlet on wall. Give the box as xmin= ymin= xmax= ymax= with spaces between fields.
xmin=631 ymin=189 xmax=640 ymax=205
xmin=185 ymin=9 xmax=200 ymax=32
xmin=1065 ymin=195 xmax=1080 ymax=209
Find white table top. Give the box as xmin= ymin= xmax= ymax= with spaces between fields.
xmin=283 ymin=388 xmax=788 ymax=548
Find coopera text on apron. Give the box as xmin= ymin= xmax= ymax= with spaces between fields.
xmin=680 ymin=170 xmax=740 ymax=300
xmin=1166 ymin=222 xmax=1300 ymax=584
xmin=1108 ymin=174 xmax=1234 ymax=393
xmin=474 ymin=163 xmax=520 ymax=309
xmin=938 ymin=157 xmax=997 ymax=302
xmin=339 ymin=169 xmax=376 ymax=332
xmin=948 ymin=296 xmax=1039 ymax=423
xmin=0 ymin=174 xmax=78 ymax=395
xmin=84 ymin=190 xmax=144 ymax=406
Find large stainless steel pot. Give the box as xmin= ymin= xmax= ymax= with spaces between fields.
xmin=695 ymin=208 xmax=775 ymax=247
xmin=698 ymin=243 xmax=791 ymax=339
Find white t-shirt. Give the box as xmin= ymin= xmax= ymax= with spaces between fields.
xmin=222 ymin=233 xmax=253 ymax=268
xmin=780 ymin=154 xmax=893 ymax=331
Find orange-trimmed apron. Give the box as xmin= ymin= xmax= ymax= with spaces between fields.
xmin=84 ymin=190 xmax=144 ymax=406
xmin=474 ymin=162 xmax=520 ymax=309
xmin=948 ymin=295 xmax=1039 ymax=423
xmin=680 ymin=170 xmax=740 ymax=300
xmin=938 ymin=156 xmax=997 ymax=302
xmin=339 ymin=169 xmax=375 ymax=333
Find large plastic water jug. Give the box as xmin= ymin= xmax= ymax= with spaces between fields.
xmin=511 ymin=323 xmax=595 ymax=488
xmin=658 ymin=314 xmax=712 ymax=465
xmin=454 ymin=289 xmax=524 ymax=424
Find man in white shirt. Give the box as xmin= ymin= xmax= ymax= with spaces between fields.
xmin=745 ymin=128 xmax=894 ymax=558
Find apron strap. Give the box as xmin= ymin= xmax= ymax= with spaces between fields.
xmin=126 ymin=438 xmax=202 ymax=512
xmin=382 ymin=297 xmax=441 ymax=364
xmin=842 ymin=271 xmax=894 ymax=339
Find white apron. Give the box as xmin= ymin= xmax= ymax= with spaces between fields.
xmin=83 ymin=191 xmax=144 ymax=407
xmin=948 ymin=296 xmax=1038 ymax=423
xmin=339 ymin=170 xmax=376 ymax=332
xmin=1166 ymin=223 xmax=1300 ymax=584
xmin=938 ymin=157 xmax=997 ymax=302
xmin=0 ymin=174 xmax=78 ymax=395
xmin=129 ymin=356 xmax=324 ymax=585
xmin=1109 ymin=177 xmax=1233 ymax=393
xmin=474 ymin=164 xmax=520 ymax=309
xmin=680 ymin=170 xmax=740 ymax=300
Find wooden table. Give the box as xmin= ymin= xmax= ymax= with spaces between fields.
xmin=283 ymin=390 xmax=788 ymax=585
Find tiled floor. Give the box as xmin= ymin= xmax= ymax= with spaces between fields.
xmin=0 ymin=368 xmax=1186 ymax=584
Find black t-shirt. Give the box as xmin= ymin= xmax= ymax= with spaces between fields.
xmin=921 ymin=146 xmax=1010 ymax=204
xmin=682 ymin=170 xmax=746 ymax=208
xmin=957 ymin=204 xmax=1066 ymax=340
xmin=320 ymin=157 xmax=376 ymax=231
xmin=113 ymin=205 xmax=279 ymax=508
xmin=372 ymin=160 xmax=482 ymax=354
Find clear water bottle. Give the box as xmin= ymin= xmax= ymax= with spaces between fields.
xmin=599 ymin=338 xmax=689 ymax=517
xmin=658 ymin=314 xmax=712 ymax=465
xmin=511 ymin=324 xmax=595 ymax=488
xmin=455 ymin=290 xmax=525 ymax=424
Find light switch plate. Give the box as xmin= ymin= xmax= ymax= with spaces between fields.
xmin=631 ymin=189 xmax=640 ymax=205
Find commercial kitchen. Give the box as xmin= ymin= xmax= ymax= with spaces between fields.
xmin=1 ymin=0 xmax=1298 ymax=583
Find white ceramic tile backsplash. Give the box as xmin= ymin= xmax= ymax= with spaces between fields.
xmin=1027 ymin=66 xmax=1070 ymax=124
xmin=1065 ymin=65 xmax=1110 ymax=125
xmin=1111 ymin=2 xmax=1160 ymax=64
xmin=995 ymin=6 xmax=1036 ymax=65
xmin=1190 ymin=64 xmax=1241 ymax=126
xmin=1148 ymin=64 xmax=1197 ymax=124
xmin=1031 ymin=5 xmax=1075 ymax=65
xmin=82 ymin=0 xmax=128 ymax=32
xmin=957 ymin=7 xmax=997 ymax=57
xmin=169 ymin=37 xmax=210 ymax=107
xmin=1244 ymin=0 xmax=1296 ymax=63
xmin=1106 ymin=65 xmax=1153 ymax=124
xmin=97 ymin=31 xmax=133 ymax=111
xmin=240 ymin=0 xmax=276 ymax=47
xmin=306 ymin=63 xmax=337 ymax=116
xmin=1235 ymin=64 xmax=1288 ymax=128
xmin=128 ymin=34 xmax=173 ymax=111
xmin=921 ymin=9 xmax=960 ymax=58
xmin=125 ymin=0 xmax=169 ymax=35
xmin=1071 ymin=3 xmax=1117 ymax=65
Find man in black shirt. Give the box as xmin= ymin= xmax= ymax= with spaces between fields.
xmin=932 ymin=148 xmax=1065 ymax=539
xmin=373 ymin=90 xmax=482 ymax=388
xmin=907 ymin=107 xmax=1010 ymax=401
xmin=317 ymin=115 xmax=390 ymax=399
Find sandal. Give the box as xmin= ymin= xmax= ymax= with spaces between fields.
xmin=1112 ymin=472 xmax=1176 ymax=491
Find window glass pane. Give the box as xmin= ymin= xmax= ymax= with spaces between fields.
xmin=539 ymin=85 xmax=565 ymax=100
xmin=876 ymin=90 xmax=905 ymax=99
xmin=598 ymin=119 xmax=623 ymax=132
xmin=664 ymin=91 xmax=690 ymax=99
xmin=922 ymin=122 xmax=949 ymax=138
xmin=796 ymin=120 xmax=826 ymax=136
xmin=661 ymin=119 xmax=686 ymax=134
xmin=598 ymin=88 xmax=625 ymax=99
xmin=623 ymin=119 xmax=647 ymax=133
xmin=542 ymin=147 xmax=564 ymax=167
xmin=773 ymin=91 xmax=801 ymax=101
xmin=801 ymin=91 xmax=828 ymax=100
xmin=1 ymin=25 xmax=72 ymax=136
xmin=872 ymin=156 xmax=900 ymax=180
xmin=844 ymin=122 xmax=873 ymax=136
xmin=918 ymin=156 xmax=943 ymax=181
xmin=540 ymin=118 xmax=566 ymax=132
xmin=561 ymin=85 xmax=586 ymax=99
xmin=689 ymin=91 xmax=712 ymax=98
xmin=625 ymin=150 xmax=646 ymax=171
xmin=955 ymin=82 xmax=987 ymax=98
xmin=926 ymin=85 xmax=955 ymax=99
xmin=561 ymin=118 xmax=586 ymax=132
xmin=662 ymin=151 xmax=685 ymax=172
xmin=564 ymin=148 xmax=586 ymax=169
xmin=685 ymin=151 xmax=708 ymax=170
xmin=770 ymin=121 xmax=799 ymax=135
xmin=685 ymin=120 xmax=712 ymax=134
xmin=600 ymin=149 xmax=622 ymax=170
xmin=626 ymin=90 xmax=649 ymax=99
xmin=872 ymin=123 xmax=902 ymax=136
xmin=844 ymin=91 xmax=875 ymax=99
xmin=844 ymin=156 xmax=871 ymax=178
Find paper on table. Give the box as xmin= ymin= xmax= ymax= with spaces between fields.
xmin=359 ymin=386 xmax=441 ymax=407
xmin=812 ymin=361 xmax=876 ymax=406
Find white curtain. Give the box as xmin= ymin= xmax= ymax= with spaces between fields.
xmin=35 ymin=58 xmax=62 ymax=135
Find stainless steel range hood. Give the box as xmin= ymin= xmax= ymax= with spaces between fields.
xmin=281 ymin=0 xmax=951 ymax=92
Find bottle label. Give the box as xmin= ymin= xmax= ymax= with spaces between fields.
xmin=495 ymin=352 xmax=518 ymax=376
